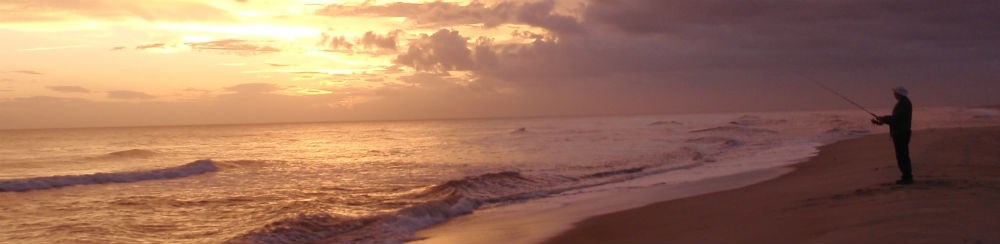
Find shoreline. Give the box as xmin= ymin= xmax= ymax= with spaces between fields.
xmin=544 ymin=126 xmax=1000 ymax=243
xmin=411 ymin=167 xmax=795 ymax=244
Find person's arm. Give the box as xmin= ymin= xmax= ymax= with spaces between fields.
xmin=880 ymin=115 xmax=893 ymax=124
xmin=871 ymin=115 xmax=891 ymax=125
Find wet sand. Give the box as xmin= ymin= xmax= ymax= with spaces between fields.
xmin=545 ymin=126 xmax=1000 ymax=243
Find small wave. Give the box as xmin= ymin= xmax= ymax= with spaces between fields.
xmin=690 ymin=126 xmax=778 ymax=135
xmin=647 ymin=120 xmax=682 ymax=126
xmin=686 ymin=136 xmax=744 ymax=148
xmin=729 ymin=115 xmax=762 ymax=126
xmin=418 ymin=171 xmax=563 ymax=201
xmin=213 ymin=160 xmax=269 ymax=169
xmin=583 ymin=167 xmax=645 ymax=178
xmin=663 ymin=147 xmax=707 ymax=162
xmin=969 ymin=108 xmax=1000 ymax=118
xmin=824 ymin=128 xmax=870 ymax=136
xmin=728 ymin=115 xmax=786 ymax=126
xmin=106 ymin=149 xmax=157 ymax=158
xmin=0 ymin=160 xmax=218 ymax=192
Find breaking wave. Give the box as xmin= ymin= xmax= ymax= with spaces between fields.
xmin=230 ymin=143 xmax=728 ymax=244
xmin=229 ymin=171 xmax=548 ymax=244
xmin=230 ymin=161 xmax=707 ymax=244
xmin=0 ymin=160 xmax=218 ymax=192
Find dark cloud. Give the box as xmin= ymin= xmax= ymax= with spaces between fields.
xmin=187 ymin=39 xmax=281 ymax=54
xmin=110 ymin=46 xmax=126 ymax=51
xmin=107 ymin=90 xmax=155 ymax=100
xmin=48 ymin=85 xmax=91 ymax=93
xmin=585 ymin=0 xmax=1000 ymax=40
xmin=564 ymin=0 xmax=1000 ymax=84
xmin=359 ymin=31 xmax=400 ymax=51
xmin=317 ymin=0 xmax=583 ymax=34
xmin=580 ymin=0 xmax=1000 ymax=62
xmin=512 ymin=0 xmax=584 ymax=34
xmin=265 ymin=63 xmax=289 ymax=67
xmin=379 ymin=0 xmax=1000 ymax=114
xmin=394 ymin=29 xmax=476 ymax=72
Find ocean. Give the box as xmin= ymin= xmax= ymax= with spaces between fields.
xmin=2 ymin=107 xmax=998 ymax=243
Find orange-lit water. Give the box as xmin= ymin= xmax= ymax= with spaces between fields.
xmin=1 ymin=107 xmax=997 ymax=243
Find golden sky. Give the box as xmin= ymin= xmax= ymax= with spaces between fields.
xmin=1 ymin=0 xmax=553 ymax=101
xmin=1 ymin=0 xmax=998 ymax=129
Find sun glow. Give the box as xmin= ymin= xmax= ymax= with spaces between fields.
xmin=155 ymin=23 xmax=323 ymax=40
xmin=181 ymin=35 xmax=216 ymax=43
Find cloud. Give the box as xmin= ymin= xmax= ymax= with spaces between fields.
xmin=359 ymin=31 xmax=400 ymax=51
xmin=3 ymin=0 xmax=1000 ymax=130
xmin=110 ymin=46 xmax=126 ymax=51
xmin=135 ymin=43 xmax=166 ymax=50
xmin=319 ymin=33 xmax=353 ymax=51
xmin=318 ymin=30 xmax=400 ymax=54
xmin=472 ymin=0 xmax=1000 ymax=80
xmin=316 ymin=0 xmax=583 ymax=34
xmin=376 ymin=0 xmax=1000 ymax=115
xmin=582 ymin=0 xmax=1000 ymax=53
xmin=225 ymin=83 xmax=281 ymax=94
xmin=48 ymin=85 xmax=91 ymax=93
xmin=18 ymin=45 xmax=89 ymax=51
xmin=132 ymin=40 xmax=281 ymax=55
xmin=10 ymin=70 xmax=43 ymax=75
xmin=187 ymin=39 xmax=281 ymax=54
xmin=0 ymin=1 xmax=235 ymax=23
xmin=107 ymin=90 xmax=155 ymax=100
xmin=394 ymin=29 xmax=476 ymax=72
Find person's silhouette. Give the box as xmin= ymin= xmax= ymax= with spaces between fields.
xmin=871 ymin=86 xmax=913 ymax=185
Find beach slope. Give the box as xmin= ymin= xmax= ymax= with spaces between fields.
xmin=545 ymin=126 xmax=1000 ymax=243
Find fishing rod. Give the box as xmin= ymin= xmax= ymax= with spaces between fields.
xmin=811 ymin=81 xmax=879 ymax=118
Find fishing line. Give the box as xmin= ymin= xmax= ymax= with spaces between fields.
xmin=800 ymin=75 xmax=878 ymax=118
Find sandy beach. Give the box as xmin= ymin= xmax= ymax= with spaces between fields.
xmin=544 ymin=126 xmax=1000 ymax=243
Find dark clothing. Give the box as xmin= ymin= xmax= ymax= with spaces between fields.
xmin=880 ymin=96 xmax=913 ymax=180
xmin=892 ymin=133 xmax=912 ymax=180
xmin=881 ymin=96 xmax=912 ymax=137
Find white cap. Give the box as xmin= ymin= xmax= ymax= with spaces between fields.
xmin=893 ymin=86 xmax=908 ymax=97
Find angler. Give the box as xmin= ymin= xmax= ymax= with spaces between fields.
xmin=871 ymin=87 xmax=914 ymax=185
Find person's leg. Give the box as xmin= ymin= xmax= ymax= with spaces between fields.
xmin=893 ymin=134 xmax=913 ymax=181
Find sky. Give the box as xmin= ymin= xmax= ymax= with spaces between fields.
xmin=1 ymin=0 xmax=998 ymax=129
